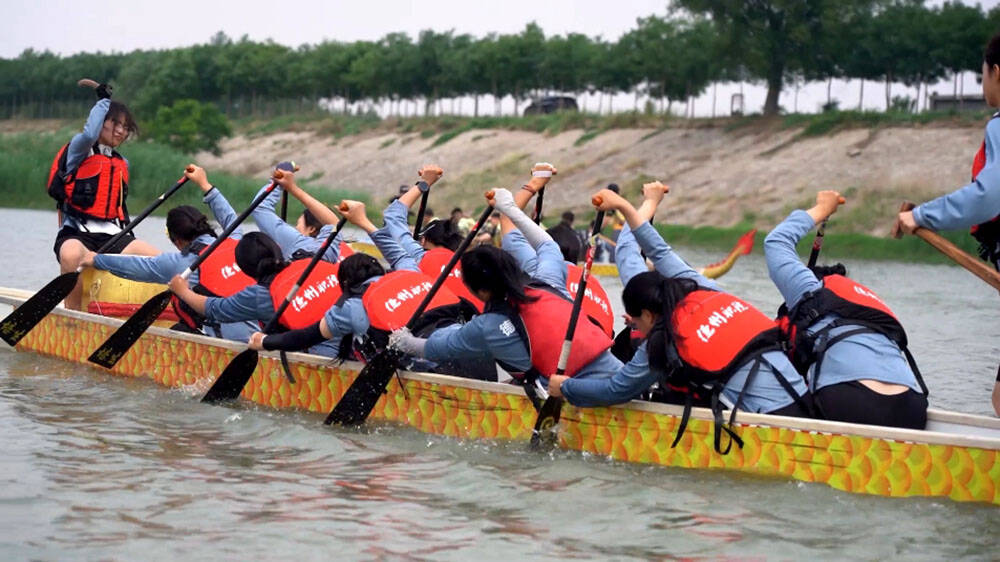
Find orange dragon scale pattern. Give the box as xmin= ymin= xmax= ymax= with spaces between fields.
xmin=15 ymin=313 xmax=1000 ymax=506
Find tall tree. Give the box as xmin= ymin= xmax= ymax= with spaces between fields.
xmin=676 ymin=0 xmax=879 ymax=115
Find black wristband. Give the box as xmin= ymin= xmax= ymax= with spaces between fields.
xmin=262 ymin=322 xmax=326 ymax=352
xmin=416 ymin=181 xmax=430 ymax=193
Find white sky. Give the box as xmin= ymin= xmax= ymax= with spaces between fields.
xmin=2 ymin=0 xmax=999 ymax=116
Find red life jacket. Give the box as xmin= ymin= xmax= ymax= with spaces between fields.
xmin=362 ymin=270 xmax=461 ymax=331
xmin=170 ymin=238 xmax=254 ymax=332
xmin=195 ymin=238 xmax=255 ymax=297
xmin=671 ymin=290 xmax=783 ymax=378
xmin=566 ymin=263 xmax=614 ymax=337
xmin=268 ymin=260 xmax=343 ymax=329
xmin=47 ymin=143 xmax=129 ymax=222
xmin=506 ymin=286 xmax=613 ymax=379
xmin=418 ymin=247 xmax=484 ymax=311
xmin=776 ymin=274 xmax=925 ymax=393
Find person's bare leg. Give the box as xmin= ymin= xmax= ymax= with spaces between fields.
xmin=58 ymin=239 xmax=87 ymax=310
xmin=121 ymin=239 xmax=160 ymax=256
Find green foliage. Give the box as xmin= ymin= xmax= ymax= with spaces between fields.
xmin=146 ymin=99 xmax=232 ymax=155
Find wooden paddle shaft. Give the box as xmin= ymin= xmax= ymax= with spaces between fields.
xmin=896 ymin=201 xmax=1000 ymax=292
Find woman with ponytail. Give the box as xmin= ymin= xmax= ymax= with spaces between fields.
xmin=549 ymin=183 xmax=811 ymax=426
xmin=80 ymin=166 xmax=256 ymax=341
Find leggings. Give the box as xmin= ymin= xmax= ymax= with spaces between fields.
xmin=815 ymin=381 xmax=927 ymax=430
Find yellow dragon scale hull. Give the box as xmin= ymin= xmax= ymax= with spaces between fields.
xmin=11 ymin=309 xmax=1000 ymax=507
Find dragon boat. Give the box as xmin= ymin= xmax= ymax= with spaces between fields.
xmin=1 ymin=288 xmax=998 ymax=507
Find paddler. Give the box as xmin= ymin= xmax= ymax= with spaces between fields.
xmin=769 ymin=191 xmax=928 ymax=429
xmin=79 ymin=165 xmax=256 ymax=341
xmin=50 ymin=80 xmax=160 ymax=310
xmin=253 ymin=164 xmax=348 ymax=262
xmin=547 ymin=183 xmax=812 ymax=451
xmin=387 ymin=187 xmax=621 ymax=391
xmin=895 ymin=32 xmax=1000 ymax=416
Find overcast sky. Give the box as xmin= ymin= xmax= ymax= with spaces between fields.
xmin=3 ymin=0 xmax=1000 ymax=116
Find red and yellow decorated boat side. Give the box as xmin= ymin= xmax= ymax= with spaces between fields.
xmin=2 ymin=293 xmax=998 ymax=507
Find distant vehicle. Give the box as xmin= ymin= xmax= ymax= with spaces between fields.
xmin=523 ymin=96 xmax=578 ymax=115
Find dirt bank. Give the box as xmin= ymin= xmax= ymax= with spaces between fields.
xmin=196 ymin=121 xmax=984 ymax=234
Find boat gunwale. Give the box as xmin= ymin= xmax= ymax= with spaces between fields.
xmin=1 ymin=291 xmax=998 ymax=452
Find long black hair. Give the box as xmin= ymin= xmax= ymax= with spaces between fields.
xmin=166 ymin=205 xmax=216 ymax=247
xmin=420 ymin=219 xmax=463 ymax=250
xmin=337 ymin=253 xmax=385 ymax=295
xmin=234 ymin=232 xmax=286 ymax=281
xmin=622 ymin=271 xmax=700 ymax=373
xmin=986 ymin=32 xmax=1000 ymax=68
xmin=460 ymin=246 xmax=536 ymax=306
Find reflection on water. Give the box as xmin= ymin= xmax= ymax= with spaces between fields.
xmin=1 ymin=208 xmax=999 ymax=559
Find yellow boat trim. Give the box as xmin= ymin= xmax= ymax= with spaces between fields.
xmin=3 ymin=296 xmax=998 ymax=507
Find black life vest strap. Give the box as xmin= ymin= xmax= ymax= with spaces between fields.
xmin=808 ymin=319 xmax=926 ymax=396
xmin=670 ymin=391 xmax=695 ymax=449
xmin=710 ymin=382 xmax=744 ymax=455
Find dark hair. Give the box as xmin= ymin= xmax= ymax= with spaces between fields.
xmin=460 ymin=246 xmax=535 ymax=305
xmin=300 ymin=208 xmax=324 ymax=237
xmin=547 ymin=223 xmax=582 ymax=263
xmin=808 ymin=263 xmax=847 ymax=279
xmin=337 ymin=254 xmax=385 ymax=294
xmin=450 ymin=207 xmax=463 ymax=216
xmin=166 ymin=205 xmax=216 ymax=245
xmin=622 ymin=271 xmax=701 ymax=374
xmin=235 ymin=232 xmax=286 ymax=281
xmin=985 ymin=33 xmax=1000 ymax=68
xmin=561 ymin=211 xmax=575 ymax=225
xmin=420 ymin=219 xmax=463 ymax=250
xmin=105 ymin=101 xmax=138 ymax=139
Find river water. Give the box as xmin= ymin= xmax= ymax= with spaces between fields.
xmin=1 ymin=208 xmax=998 ymax=560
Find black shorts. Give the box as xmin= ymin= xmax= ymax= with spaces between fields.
xmin=53 ymin=225 xmax=135 ymax=261
xmin=814 ymin=381 xmax=928 ymax=430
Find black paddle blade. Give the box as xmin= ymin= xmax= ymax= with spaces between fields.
xmin=201 ymin=348 xmax=260 ymax=403
xmin=324 ymin=349 xmax=400 ymax=426
xmin=530 ymin=396 xmax=563 ymax=449
xmin=88 ymin=291 xmax=172 ymax=368
xmin=0 ymin=272 xmax=79 ymax=346
xmin=279 ymin=350 xmax=296 ymax=384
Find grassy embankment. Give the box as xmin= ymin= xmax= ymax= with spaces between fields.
xmin=1 ymin=109 xmax=990 ymax=264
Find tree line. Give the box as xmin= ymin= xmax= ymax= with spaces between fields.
xmin=1 ymin=0 xmax=998 ymax=120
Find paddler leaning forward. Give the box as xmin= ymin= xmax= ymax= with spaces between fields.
xmin=767 ymin=191 xmax=928 ymax=429
xmin=895 ymin=31 xmax=1000 ymax=416
xmin=547 ymin=183 xmax=812 ymax=451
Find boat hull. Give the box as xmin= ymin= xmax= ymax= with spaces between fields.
xmin=4 ymin=296 xmax=999 ymax=506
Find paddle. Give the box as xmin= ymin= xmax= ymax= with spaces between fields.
xmin=0 ymin=168 xmax=193 ymax=347
xmin=893 ymin=201 xmax=1000 ymax=291
xmin=530 ymin=196 xmax=607 ymax=447
xmin=808 ymin=220 xmax=829 ymax=269
xmin=412 ymin=181 xmax=430 ymax=237
xmin=324 ymin=197 xmax=497 ymax=426
xmin=532 ymin=187 xmax=545 ymax=224
xmin=807 ymin=195 xmax=845 ymax=268
xmin=87 ymin=173 xmax=287 ymax=368
xmin=201 ymin=212 xmax=350 ymax=404
xmin=280 ymin=190 xmax=289 ymax=222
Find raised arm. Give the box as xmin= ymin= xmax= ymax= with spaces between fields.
xmin=765 ymin=191 xmax=844 ymax=308
xmin=500 ymin=163 xmax=556 ymax=236
xmin=276 ymin=171 xmax=340 ymax=226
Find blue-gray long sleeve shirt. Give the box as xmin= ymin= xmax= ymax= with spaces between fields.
xmin=765 ymin=210 xmax=921 ymax=392
xmin=913 ymin=116 xmax=1000 ymax=231
xmin=251 ymin=184 xmax=342 ymax=262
